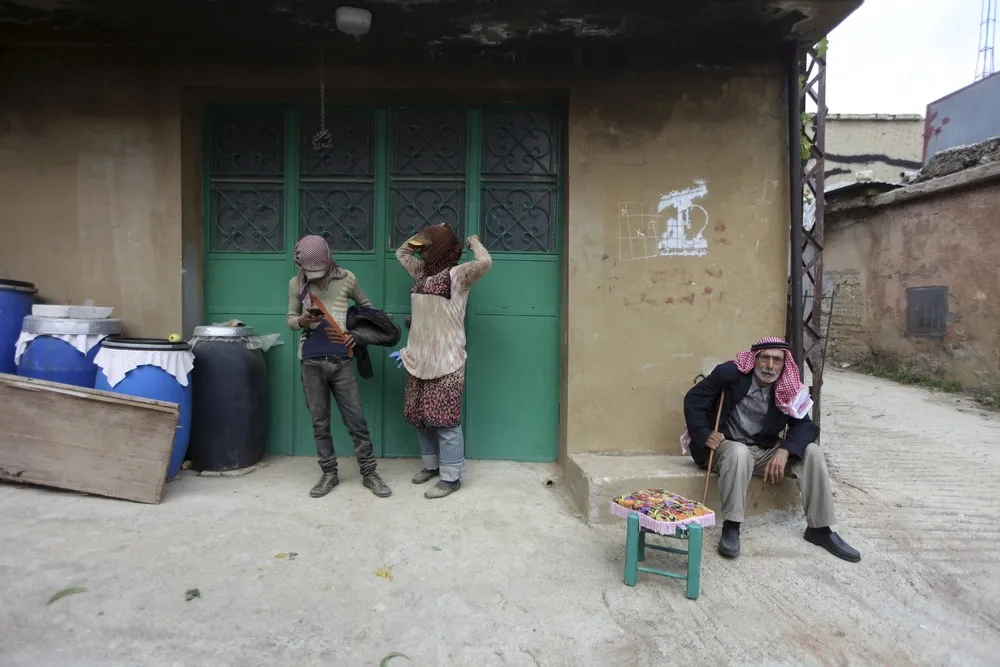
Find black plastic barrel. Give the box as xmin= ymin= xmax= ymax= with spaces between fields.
xmin=188 ymin=325 xmax=268 ymax=472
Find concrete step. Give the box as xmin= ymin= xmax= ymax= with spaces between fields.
xmin=565 ymin=453 xmax=800 ymax=526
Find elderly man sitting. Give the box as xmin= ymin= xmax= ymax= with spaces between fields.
xmin=682 ymin=336 xmax=860 ymax=562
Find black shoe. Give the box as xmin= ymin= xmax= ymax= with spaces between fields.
xmin=424 ymin=479 xmax=461 ymax=499
xmin=804 ymin=528 xmax=861 ymax=562
xmin=412 ymin=468 xmax=440 ymax=485
xmin=363 ymin=472 xmax=392 ymax=498
xmin=309 ymin=472 xmax=340 ymax=498
xmin=718 ymin=523 xmax=741 ymax=558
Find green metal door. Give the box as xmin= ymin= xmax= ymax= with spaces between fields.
xmin=204 ymin=104 xmax=562 ymax=462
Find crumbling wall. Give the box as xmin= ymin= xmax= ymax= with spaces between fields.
xmin=916 ymin=136 xmax=1000 ymax=182
xmin=825 ymin=168 xmax=1000 ymax=388
xmin=826 ymin=269 xmax=870 ymax=366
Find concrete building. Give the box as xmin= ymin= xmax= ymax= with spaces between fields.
xmin=825 ymin=140 xmax=1000 ymax=390
xmin=0 ymin=0 xmax=862 ymax=520
xmin=824 ymin=114 xmax=925 ymax=187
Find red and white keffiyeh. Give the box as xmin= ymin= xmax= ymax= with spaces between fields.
xmin=735 ymin=336 xmax=812 ymax=419
xmin=679 ymin=336 xmax=813 ymax=455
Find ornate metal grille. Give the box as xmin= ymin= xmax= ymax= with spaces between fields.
xmin=299 ymin=108 xmax=376 ymax=251
xmin=210 ymin=108 xmax=286 ymax=252
xmin=480 ymin=109 xmax=559 ymax=252
xmin=389 ymin=108 xmax=467 ymax=246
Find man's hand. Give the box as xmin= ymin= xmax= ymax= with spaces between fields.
xmin=343 ymin=333 xmax=356 ymax=349
xmin=297 ymin=312 xmax=322 ymax=328
xmin=466 ymin=234 xmax=480 ymax=249
xmin=764 ymin=447 xmax=790 ymax=484
xmin=706 ymin=431 xmax=724 ymax=451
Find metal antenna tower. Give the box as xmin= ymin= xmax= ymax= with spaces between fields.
xmin=977 ymin=0 xmax=997 ymax=81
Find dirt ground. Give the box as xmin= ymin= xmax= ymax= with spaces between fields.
xmin=2 ymin=369 xmax=999 ymax=666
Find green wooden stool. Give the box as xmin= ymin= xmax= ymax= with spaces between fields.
xmin=610 ymin=489 xmax=715 ymax=600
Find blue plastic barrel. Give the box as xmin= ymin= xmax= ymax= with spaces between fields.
xmin=16 ymin=315 xmax=123 ymax=387
xmin=0 ymin=279 xmax=38 ymax=374
xmin=95 ymin=338 xmax=195 ymax=481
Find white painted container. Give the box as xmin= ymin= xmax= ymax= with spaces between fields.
xmin=31 ymin=305 xmax=115 ymax=319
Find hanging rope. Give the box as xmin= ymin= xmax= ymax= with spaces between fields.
xmin=311 ymin=47 xmax=333 ymax=151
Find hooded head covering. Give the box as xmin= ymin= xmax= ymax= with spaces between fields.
xmin=417 ymin=224 xmax=463 ymax=277
xmin=679 ymin=336 xmax=812 ymax=456
xmin=734 ymin=336 xmax=811 ymax=419
xmin=294 ymin=235 xmax=346 ymax=309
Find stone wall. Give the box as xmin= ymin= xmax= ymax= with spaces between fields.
xmin=824 ymin=161 xmax=1000 ymax=388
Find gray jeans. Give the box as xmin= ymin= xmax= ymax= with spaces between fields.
xmin=301 ymin=357 xmax=377 ymax=477
xmin=417 ymin=427 xmax=465 ymax=482
xmin=712 ymin=439 xmax=836 ymax=527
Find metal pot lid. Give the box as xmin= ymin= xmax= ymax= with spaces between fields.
xmin=21 ymin=315 xmax=124 ymax=335
xmin=0 ymin=279 xmax=38 ymax=294
xmin=192 ymin=325 xmax=256 ymax=338
xmin=100 ymin=337 xmax=190 ymax=352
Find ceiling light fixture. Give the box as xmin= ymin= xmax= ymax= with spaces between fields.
xmin=335 ymin=6 xmax=372 ymax=37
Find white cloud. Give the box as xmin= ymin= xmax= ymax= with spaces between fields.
xmin=825 ymin=0 xmax=986 ymax=115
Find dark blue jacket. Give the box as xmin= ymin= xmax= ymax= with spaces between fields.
xmin=683 ymin=361 xmax=819 ymax=467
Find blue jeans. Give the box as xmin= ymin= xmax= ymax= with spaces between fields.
xmin=417 ymin=427 xmax=465 ymax=482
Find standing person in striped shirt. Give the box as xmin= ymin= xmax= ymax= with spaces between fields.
xmin=287 ymin=234 xmax=392 ymax=499
xmin=392 ymin=223 xmax=492 ymax=499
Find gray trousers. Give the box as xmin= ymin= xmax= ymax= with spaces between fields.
xmin=301 ymin=357 xmax=377 ymax=477
xmin=712 ymin=440 xmax=836 ymax=528
xmin=417 ymin=427 xmax=465 ymax=482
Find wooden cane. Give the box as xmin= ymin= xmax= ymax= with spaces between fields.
xmin=702 ymin=395 xmax=725 ymax=505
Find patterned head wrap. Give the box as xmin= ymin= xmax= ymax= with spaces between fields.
xmin=735 ymin=336 xmax=812 ymax=419
xmin=417 ymin=224 xmax=463 ymax=277
xmin=294 ymin=235 xmax=346 ymax=309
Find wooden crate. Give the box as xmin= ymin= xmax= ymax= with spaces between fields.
xmin=0 ymin=373 xmax=180 ymax=504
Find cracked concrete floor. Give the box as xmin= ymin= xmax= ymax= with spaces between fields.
xmin=2 ymin=369 xmax=999 ymax=666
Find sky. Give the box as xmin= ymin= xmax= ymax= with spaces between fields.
xmin=825 ymin=0 xmax=988 ymax=115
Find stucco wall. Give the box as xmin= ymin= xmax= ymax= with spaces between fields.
xmin=1 ymin=49 xmax=790 ymax=456
xmin=825 ymin=114 xmax=924 ymax=187
xmin=566 ymin=68 xmax=789 ymax=454
xmin=825 ymin=170 xmax=1000 ymax=387
xmin=0 ymin=51 xmax=183 ymax=338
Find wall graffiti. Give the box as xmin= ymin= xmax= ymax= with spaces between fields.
xmin=618 ymin=180 xmax=710 ymax=261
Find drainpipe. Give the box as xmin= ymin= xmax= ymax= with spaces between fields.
xmin=784 ymin=41 xmax=805 ymax=378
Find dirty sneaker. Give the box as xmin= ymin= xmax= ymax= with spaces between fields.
xmin=363 ymin=472 xmax=392 ymax=498
xmin=424 ymin=479 xmax=461 ymax=499
xmin=310 ymin=471 xmax=340 ymax=498
xmin=412 ymin=468 xmax=440 ymax=485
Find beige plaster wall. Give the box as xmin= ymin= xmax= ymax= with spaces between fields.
xmin=1 ymin=49 xmax=790 ymax=456
xmin=0 ymin=51 xmax=183 ymax=338
xmin=565 ymin=67 xmax=790 ymax=454
xmin=826 ymin=178 xmax=1000 ymax=387
xmin=825 ymin=115 xmax=925 ymax=187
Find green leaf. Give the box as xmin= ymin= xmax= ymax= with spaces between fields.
xmin=379 ymin=652 xmax=411 ymax=667
xmin=47 ymin=586 xmax=88 ymax=605
xmin=185 ymin=588 xmax=201 ymax=601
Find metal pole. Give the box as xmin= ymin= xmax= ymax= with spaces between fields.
xmin=785 ymin=42 xmax=805 ymax=379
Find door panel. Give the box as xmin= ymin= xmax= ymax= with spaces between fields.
xmin=465 ymin=313 xmax=559 ymax=461
xmin=205 ymin=103 xmax=563 ymax=463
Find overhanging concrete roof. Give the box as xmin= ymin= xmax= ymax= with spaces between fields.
xmin=0 ymin=0 xmax=864 ymax=65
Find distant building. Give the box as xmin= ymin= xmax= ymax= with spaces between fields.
xmin=923 ymin=72 xmax=1000 ymax=162
xmin=825 ymin=114 xmax=925 ymax=187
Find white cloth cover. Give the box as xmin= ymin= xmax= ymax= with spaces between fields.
xmin=93 ymin=347 xmax=196 ymax=388
xmin=14 ymin=332 xmax=111 ymax=366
